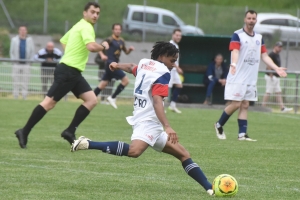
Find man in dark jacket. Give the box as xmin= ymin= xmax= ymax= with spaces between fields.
xmin=203 ymin=54 xmax=228 ymax=105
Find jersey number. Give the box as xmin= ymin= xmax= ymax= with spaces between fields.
xmin=135 ymin=74 xmax=145 ymax=94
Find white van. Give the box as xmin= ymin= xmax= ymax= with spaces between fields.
xmin=123 ymin=4 xmax=204 ymax=36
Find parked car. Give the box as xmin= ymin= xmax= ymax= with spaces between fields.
xmin=122 ymin=4 xmax=204 ymax=36
xmin=254 ymin=13 xmax=300 ymax=43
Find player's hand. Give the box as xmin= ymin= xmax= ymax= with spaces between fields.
xmin=165 ymin=126 xmax=178 ymax=144
xmin=109 ymin=62 xmax=118 ymax=71
xmin=129 ymin=46 xmax=135 ymax=51
xmin=101 ymin=54 xmax=108 ymax=61
xmin=230 ymin=64 xmax=236 ymax=75
xmin=101 ymin=41 xmax=109 ymax=50
xmin=177 ymin=67 xmax=183 ymax=75
xmin=276 ymin=67 xmax=287 ymax=77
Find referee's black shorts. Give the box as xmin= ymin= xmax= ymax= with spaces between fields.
xmin=47 ymin=63 xmax=92 ymax=101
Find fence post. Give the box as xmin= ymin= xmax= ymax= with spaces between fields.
xmin=0 ymin=0 xmax=15 ymax=29
xmin=195 ymin=3 xmax=199 ymax=28
xmin=294 ymin=73 xmax=299 ymax=114
xmin=283 ymin=38 xmax=290 ymax=100
xmin=296 ymin=8 xmax=299 ymax=47
xmin=43 ymin=0 xmax=48 ymax=34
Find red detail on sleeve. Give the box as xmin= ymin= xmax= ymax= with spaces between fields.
xmin=229 ymin=42 xmax=240 ymax=51
xmin=261 ymin=45 xmax=267 ymax=54
xmin=152 ymin=84 xmax=168 ymax=97
xmin=132 ymin=66 xmax=138 ymax=77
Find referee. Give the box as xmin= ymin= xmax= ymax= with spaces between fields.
xmin=15 ymin=2 xmax=109 ymax=148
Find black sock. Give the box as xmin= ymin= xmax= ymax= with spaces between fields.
xmin=94 ymin=87 xmax=102 ymax=96
xmin=111 ymin=84 xmax=125 ymax=98
xmin=23 ymin=105 xmax=47 ymax=136
xmin=67 ymin=105 xmax=90 ymax=133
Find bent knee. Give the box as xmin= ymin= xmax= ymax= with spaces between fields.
xmin=128 ymin=149 xmax=143 ymax=158
xmin=240 ymin=101 xmax=249 ymax=109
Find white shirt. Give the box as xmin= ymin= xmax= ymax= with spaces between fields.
xmin=126 ymin=59 xmax=170 ymax=125
xmin=227 ymin=28 xmax=267 ymax=85
xmin=170 ymin=40 xmax=179 ymax=72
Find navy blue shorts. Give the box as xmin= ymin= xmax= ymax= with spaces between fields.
xmin=101 ymin=62 xmax=126 ymax=81
xmin=47 ymin=63 xmax=92 ymax=101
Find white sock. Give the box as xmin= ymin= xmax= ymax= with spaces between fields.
xmin=170 ymin=101 xmax=176 ymax=108
xmin=238 ymin=133 xmax=246 ymax=138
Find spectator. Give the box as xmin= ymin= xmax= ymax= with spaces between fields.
xmin=9 ymin=26 xmax=35 ymax=100
xmin=203 ymin=54 xmax=228 ymax=105
xmin=34 ymin=42 xmax=63 ymax=97
xmin=262 ymin=41 xmax=293 ymax=112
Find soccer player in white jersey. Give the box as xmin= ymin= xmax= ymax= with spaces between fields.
xmin=71 ymin=42 xmax=214 ymax=196
xmin=214 ymin=10 xmax=287 ymax=141
xmin=168 ymin=29 xmax=184 ymax=113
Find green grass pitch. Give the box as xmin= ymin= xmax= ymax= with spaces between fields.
xmin=0 ymin=99 xmax=299 ymax=199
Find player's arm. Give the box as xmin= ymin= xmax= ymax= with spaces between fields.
xmin=109 ymin=62 xmax=137 ymax=74
xmin=153 ymin=95 xmax=178 ymax=144
xmin=86 ymin=42 xmax=108 ymax=52
xmin=121 ymin=40 xmax=134 ymax=55
xmin=174 ymin=64 xmax=183 ymax=74
xmin=261 ymin=53 xmax=287 ymax=77
xmin=230 ymin=49 xmax=239 ymax=75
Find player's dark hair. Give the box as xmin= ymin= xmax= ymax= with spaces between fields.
xmin=112 ymin=23 xmax=122 ymax=30
xmin=173 ymin=28 xmax=181 ymax=34
xmin=84 ymin=2 xmax=100 ymax=11
xmin=245 ymin=10 xmax=257 ymax=16
xmin=151 ymin=42 xmax=179 ymax=60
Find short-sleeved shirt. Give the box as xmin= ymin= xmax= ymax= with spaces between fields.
xmin=227 ymin=28 xmax=267 ymax=85
xmin=126 ymin=59 xmax=170 ymax=125
xmin=60 ymin=19 xmax=95 ymax=71
xmin=104 ymin=35 xmax=126 ymax=64
xmin=268 ymin=51 xmax=281 ymax=77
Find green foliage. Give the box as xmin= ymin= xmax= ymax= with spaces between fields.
xmin=0 ymin=28 xmax=10 ymax=57
xmin=0 ymin=0 xmax=299 ymax=40
xmin=0 ymin=99 xmax=299 ymax=199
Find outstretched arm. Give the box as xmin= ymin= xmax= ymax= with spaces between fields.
xmin=109 ymin=62 xmax=136 ymax=74
xmin=261 ymin=52 xmax=287 ymax=77
xmin=153 ymin=95 xmax=178 ymax=144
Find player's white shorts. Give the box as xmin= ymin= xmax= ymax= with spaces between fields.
xmin=224 ymin=83 xmax=257 ymax=101
xmin=264 ymin=74 xmax=281 ymax=93
xmin=131 ymin=120 xmax=168 ymax=152
xmin=168 ymin=69 xmax=182 ymax=87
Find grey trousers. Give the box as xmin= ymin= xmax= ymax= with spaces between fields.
xmin=12 ymin=64 xmax=30 ymax=99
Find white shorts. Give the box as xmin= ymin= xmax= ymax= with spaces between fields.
xmin=264 ymin=74 xmax=281 ymax=93
xmin=168 ymin=69 xmax=182 ymax=87
xmin=224 ymin=83 xmax=257 ymax=101
xmin=131 ymin=120 xmax=168 ymax=152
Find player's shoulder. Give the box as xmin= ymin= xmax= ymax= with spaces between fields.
xmin=233 ymin=28 xmax=244 ymax=35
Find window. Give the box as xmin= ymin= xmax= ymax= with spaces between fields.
xmin=132 ymin=12 xmax=158 ymax=23
xmin=261 ymin=19 xmax=287 ymax=26
xmin=132 ymin=12 xmax=143 ymax=21
xmin=287 ymin=19 xmax=299 ymax=27
xmin=163 ymin=15 xmax=178 ymax=26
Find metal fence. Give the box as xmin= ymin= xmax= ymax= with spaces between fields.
xmin=0 ymin=60 xmax=135 ymax=102
xmin=1 ymin=60 xmax=300 ymax=113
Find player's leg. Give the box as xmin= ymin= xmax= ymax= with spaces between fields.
xmin=168 ymin=71 xmax=182 ymax=113
xmin=71 ymin=136 xmax=148 ymax=158
xmin=214 ymin=83 xmax=246 ymax=140
xmin=94 ymin=64 xmax=111 ymax=96
xmin=238 ymin=85 xmax=257 ymax=141
xmin=14 ymin=64 xmax=77 ymax=148
xmin=61 ymin=76 xmax=97 ymax=144
xmin=107 ymin=71 xmax=128 ymax=109
xmin=161 ymin=138 xmax=213 ymax=195
xmin=262 ymin=74 xmax=272 ymax=107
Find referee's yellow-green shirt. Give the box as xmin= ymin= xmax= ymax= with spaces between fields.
xmin=60 ymin=19 xmax=95 ymax=71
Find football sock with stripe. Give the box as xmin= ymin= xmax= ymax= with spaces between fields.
xmin=111 ymin=84 xmax=125 ymax=98
xmin=182 ymin=158 xmax=212 ymax=191
xmin=88 ymin=141 xmax=129 ymax=156
xmin=94 ymin=87 xmax=102 ymax=96
xmin=238 ymin=119 xmax=247 ymax=135
xmin=217 ymin=111 xmax=231 ymax=126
